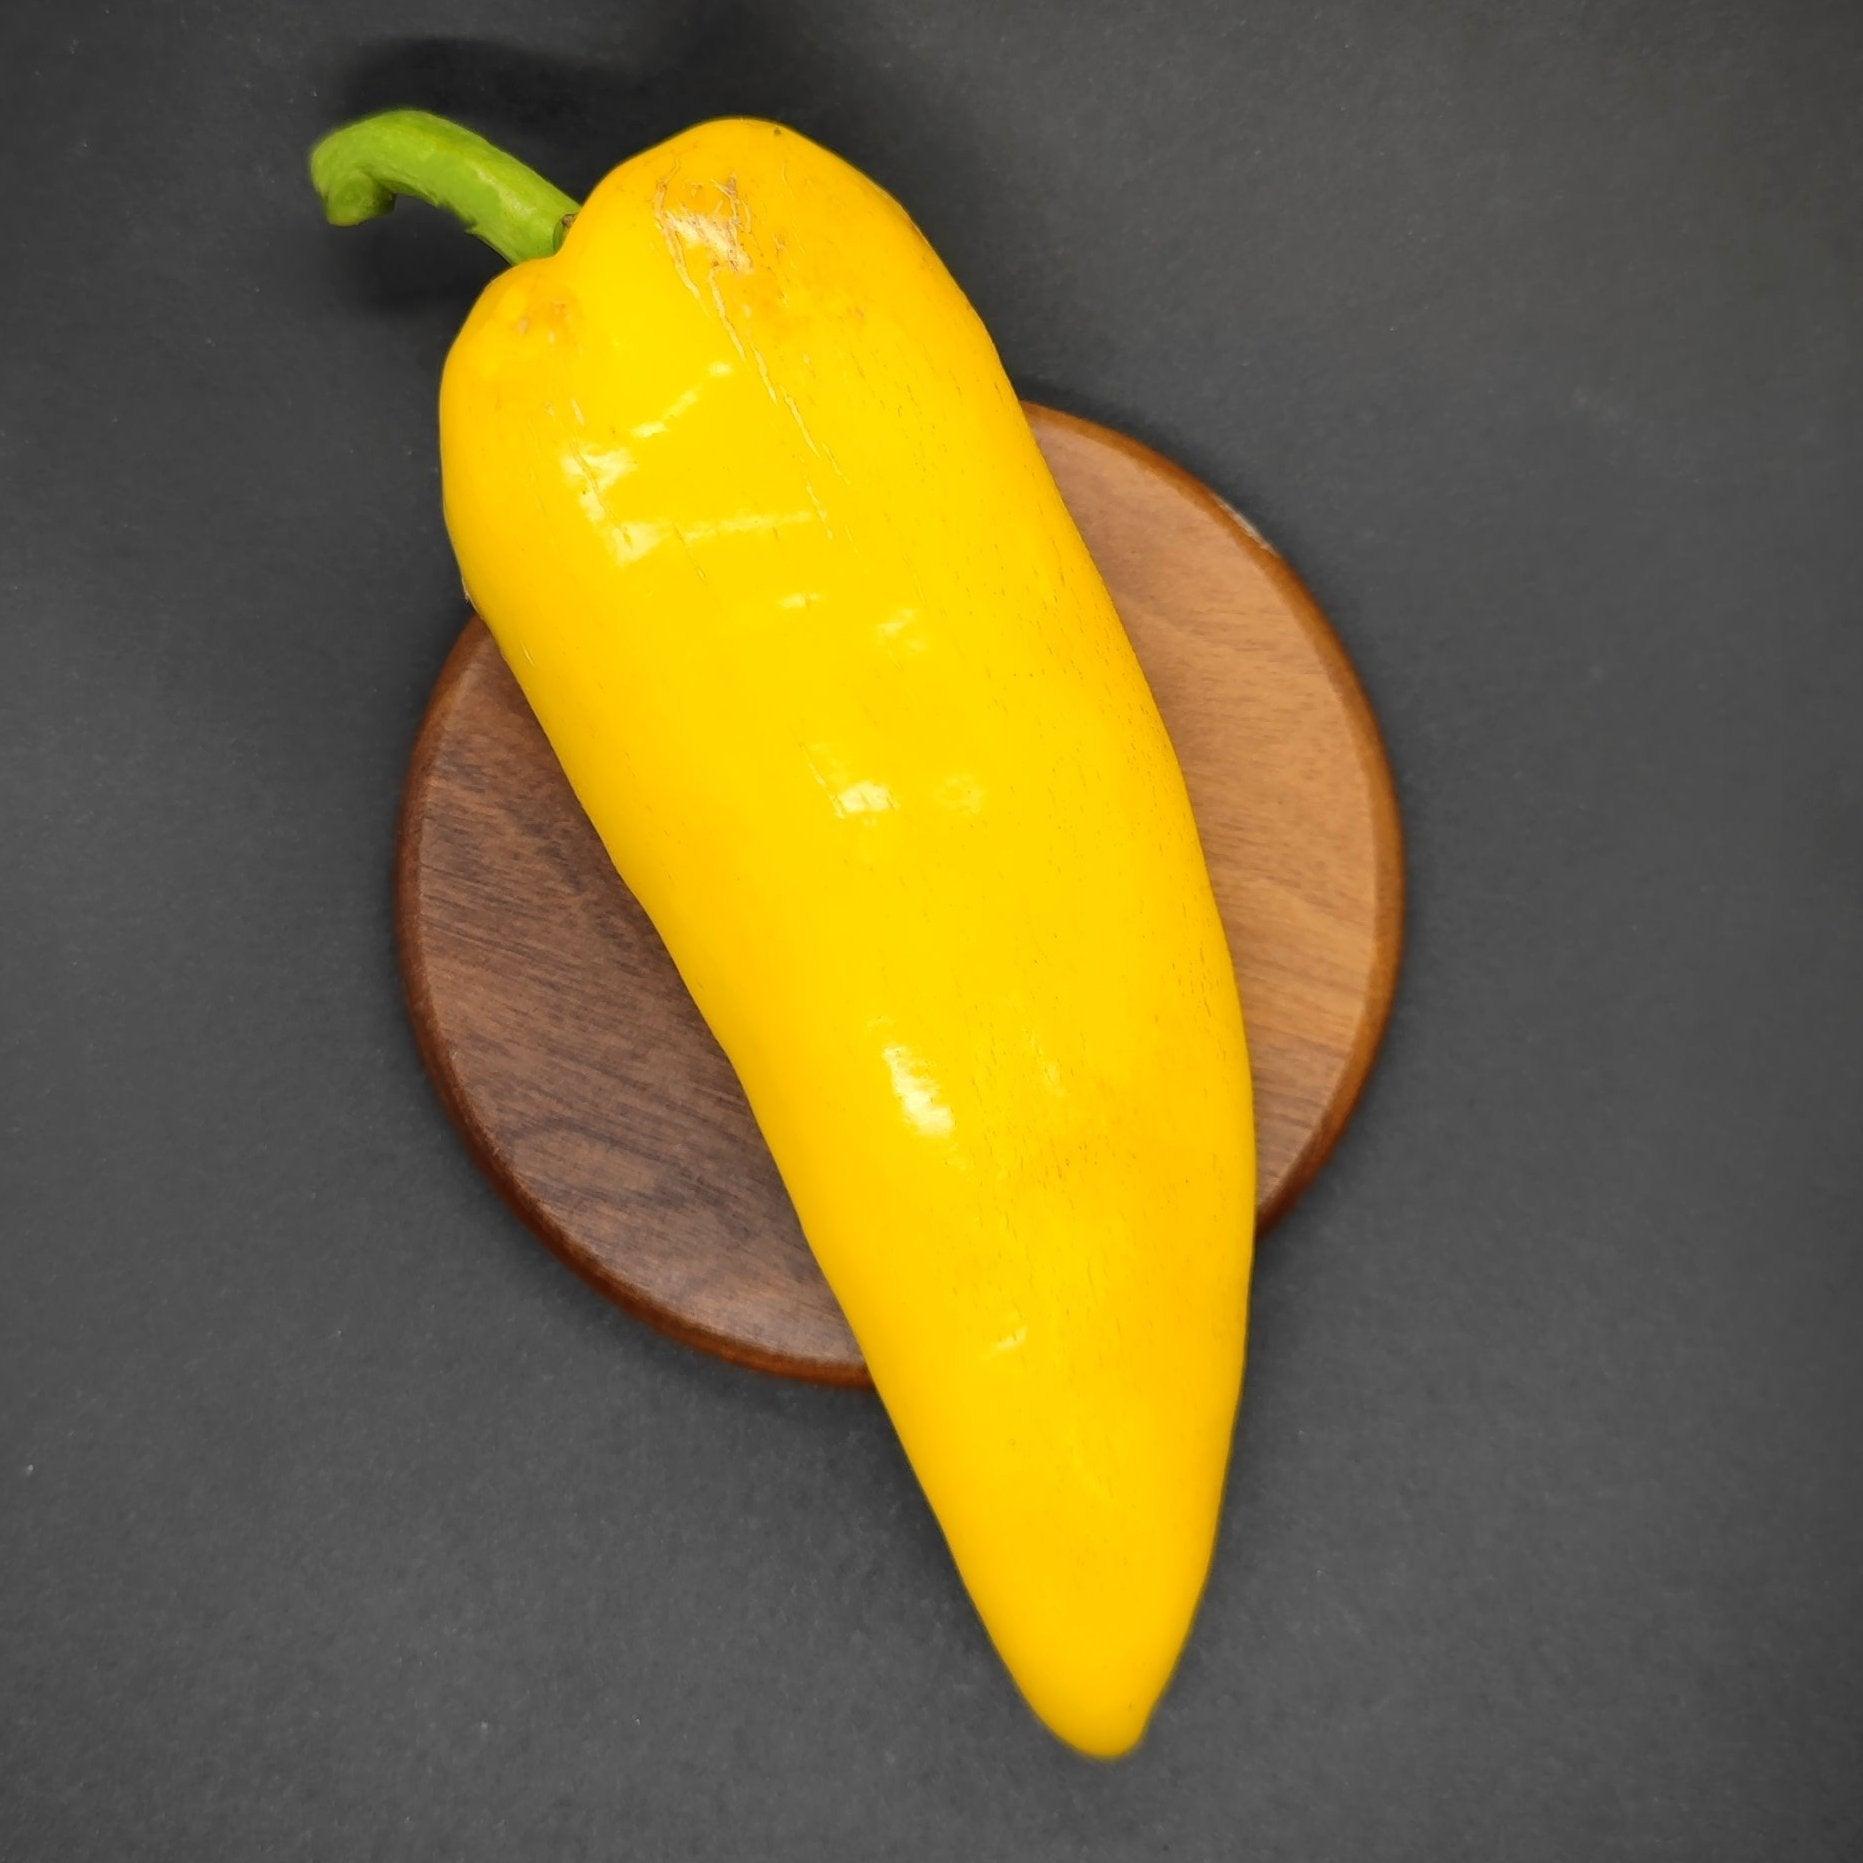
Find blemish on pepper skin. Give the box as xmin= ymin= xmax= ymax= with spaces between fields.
xmin=835 ymin=780 xmax=896 ymax=816
xmin=884 ymin=1045 xmax=956 ymax=1138
xmin=631 ymin=386 xmax=702 ymax=440
xmin=656 ymin=184 xmax=753 ymax=277
xmin=877 ymin=607 xmax=929 ymax=654
xmin=599 ymin=520 xmax=665 ymax=567
xmin=561 ymin=442 xmax=638 ymax=523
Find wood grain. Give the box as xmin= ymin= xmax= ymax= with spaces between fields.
xmin=397 ymin=406 xmax=1404 ymax=1384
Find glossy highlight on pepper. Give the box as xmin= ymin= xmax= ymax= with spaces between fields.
xmin=311 ymin=109 xmax=1257 ymax=1757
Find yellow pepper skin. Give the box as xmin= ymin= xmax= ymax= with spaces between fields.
xmin=318 ymin=112 xmax=1254 ymax=1756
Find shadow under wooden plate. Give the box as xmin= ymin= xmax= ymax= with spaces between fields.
xmin=397 ymin=406 xmax=1403 ymax=1385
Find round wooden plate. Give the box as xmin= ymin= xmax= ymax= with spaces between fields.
xmin=398 ymin=406 xmax=1403 ymax=1385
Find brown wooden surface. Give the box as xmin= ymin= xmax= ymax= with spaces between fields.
xmin=397 ymin=405 xmax=1404 ymax=1385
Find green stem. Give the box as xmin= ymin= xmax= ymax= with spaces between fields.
xmin=309 ymin=109 xmax=580 ymax=266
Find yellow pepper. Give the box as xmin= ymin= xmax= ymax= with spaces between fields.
xmin=312 ymin=110 xmax=1255 ymax=1757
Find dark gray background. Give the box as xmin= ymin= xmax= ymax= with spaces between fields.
xmin=4 ymin=0 xmax=1860 ymax=1856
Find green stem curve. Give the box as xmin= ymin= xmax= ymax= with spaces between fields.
xmin=309 ymin=109 xmax=580 ymax=266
